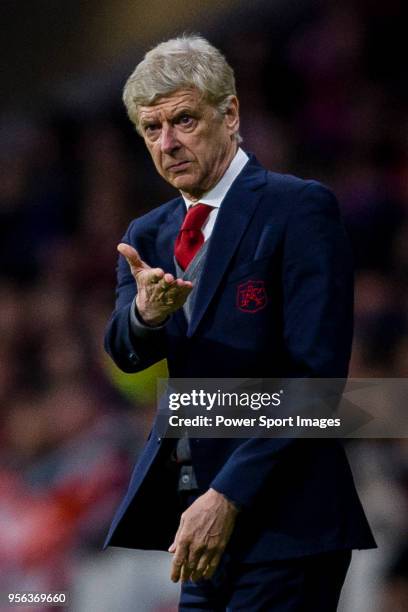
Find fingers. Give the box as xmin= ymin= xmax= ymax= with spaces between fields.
xmin=188 ymin=549 xmax=214 ymax=582
xmin=170 ymin=533 xmax=223 ymax=583
xmin=148 ymin=268 xmax=165 ymax=283
xmin=176 ymin=278 xmax=193 ymax=288
xmin=117 ymin=242 xmax=193 ymax=292
xmin=129 ymin=251 xmax=193 ymax=322
xmin=158 ymin=276 xmax=192 ymax=290
xmin=170 ymin=517 xmax=199 ymax=583
xmin=151 ymin=277 xmax=193 ymax=305
xmin=168 ymin=514 xmax=183 ymax=554
xmin=202 ymin=552 xmax=223 ymax=580
xmin=172 ymin=546 xmax=206 ymax=583
xmin=117 ymin=243 xmax=148 ymax=272
xmin=180 ymin=563 xmax=191 ymax=583
xmin=168 ymin=490 xmax=237 ymax=584
xmin=181 ymin=545 xmax=206 ymax=582
xmin=169 ymin=520 xmax=184 ymax=580
xmin=171 ymin=542 xmax=189 ymax=582
xmin=174 ymin=546 xmax=222 ymax=583
xmin=117 ymin=243 xmax=194 ymax=293
xmin=168 ymin=541 xmax=176 ymax=554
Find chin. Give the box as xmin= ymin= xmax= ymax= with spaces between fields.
xmin=170 ymin=175 xmax=198 ymax=192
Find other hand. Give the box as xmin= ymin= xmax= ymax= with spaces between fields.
xmin=168 ymin=488 xmax=239 ymax=583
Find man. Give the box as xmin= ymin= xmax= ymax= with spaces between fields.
xmin=103 ymin=35 xmax=376 ymax=611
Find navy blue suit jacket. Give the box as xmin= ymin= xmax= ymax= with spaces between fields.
xmin=103 ymin=155 xmax=376 ymax=561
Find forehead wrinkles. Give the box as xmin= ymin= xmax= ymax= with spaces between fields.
xmin=139 ymin=90 xmax=205 ymax=122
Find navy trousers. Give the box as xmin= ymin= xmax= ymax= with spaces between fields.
xmin=179 ymin=549 xmax=352 ymax=611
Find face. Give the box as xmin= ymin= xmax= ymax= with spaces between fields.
xmin=138 ymin=88 xmax=239 ymax=200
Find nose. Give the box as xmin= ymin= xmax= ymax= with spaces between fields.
xmin=160 ymin=124 xmax=180 ymax=155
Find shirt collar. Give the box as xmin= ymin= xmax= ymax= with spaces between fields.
xmin=181 ymin=147 xmax=249 ymax=210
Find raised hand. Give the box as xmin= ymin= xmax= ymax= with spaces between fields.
xmin=117 ymin=243 xmax=193 ymax=326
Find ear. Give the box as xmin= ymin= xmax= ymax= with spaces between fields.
xmin=224 ymin=95 xmax=240 ymax=138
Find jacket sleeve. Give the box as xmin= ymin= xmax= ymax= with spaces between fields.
xmin=104 ymin=221 xmax=168 ymax=373
xmin=210 ymin=182 xmax=354 ymax=508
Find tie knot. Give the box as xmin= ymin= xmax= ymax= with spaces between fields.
xmin=181 ymin=203 xmax=213 ymax=231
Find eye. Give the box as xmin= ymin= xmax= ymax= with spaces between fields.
xmin=177 ymin=114 xmax=194 ymax=127
xmin=143 ymin=123 xmax=161 ymax=141
xmin=145 ymin=123 xmax=159 ymax=134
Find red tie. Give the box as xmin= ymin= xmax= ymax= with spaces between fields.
xmin=174 ymin=203 xmax=213 ymax=270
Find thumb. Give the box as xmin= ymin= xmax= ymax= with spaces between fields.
xmin=117 ymin=243 xmax=149 ymax=271
xmin=168 ymin=542 xmax=176 ymax=553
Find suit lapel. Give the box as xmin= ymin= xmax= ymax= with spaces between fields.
xmin=156 ymin=198 xmax=184 ymax=275
xmin=187 ymin=156 xmax=267 ymax=337
xmin=156 ymin=198 xmax=188 ymax=333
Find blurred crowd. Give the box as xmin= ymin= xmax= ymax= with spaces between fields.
xmin=0 ymin=1 xmax=407 ymax=610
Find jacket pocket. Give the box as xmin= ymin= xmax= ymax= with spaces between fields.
xmin=226 ymin=255 xmax=272 ymax=284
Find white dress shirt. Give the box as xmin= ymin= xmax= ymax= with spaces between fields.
xmin=181 ymin=147 xmax=249 ymax=240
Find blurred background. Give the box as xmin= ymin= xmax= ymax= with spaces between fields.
xmin=1 ymin=0 xmax=407 ymax=610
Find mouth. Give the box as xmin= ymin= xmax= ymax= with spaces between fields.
xmin=167 ymin=161 xmax=191 ymax=173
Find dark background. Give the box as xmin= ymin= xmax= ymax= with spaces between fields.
xmin=1 ymin=1 xmax=407 ymax=610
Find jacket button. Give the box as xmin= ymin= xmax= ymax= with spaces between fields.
xmin=128 ymin=352 xmax=138 ymax=364
xmin=157 ymin=437 xmax=161 ymax=444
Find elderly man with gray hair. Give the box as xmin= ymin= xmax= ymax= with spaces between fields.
xmin=103 ymin=35 xmax=375 ymax=611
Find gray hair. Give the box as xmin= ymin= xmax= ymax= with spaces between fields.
xmin=123 ymin=34 xmax=242 ymax=142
